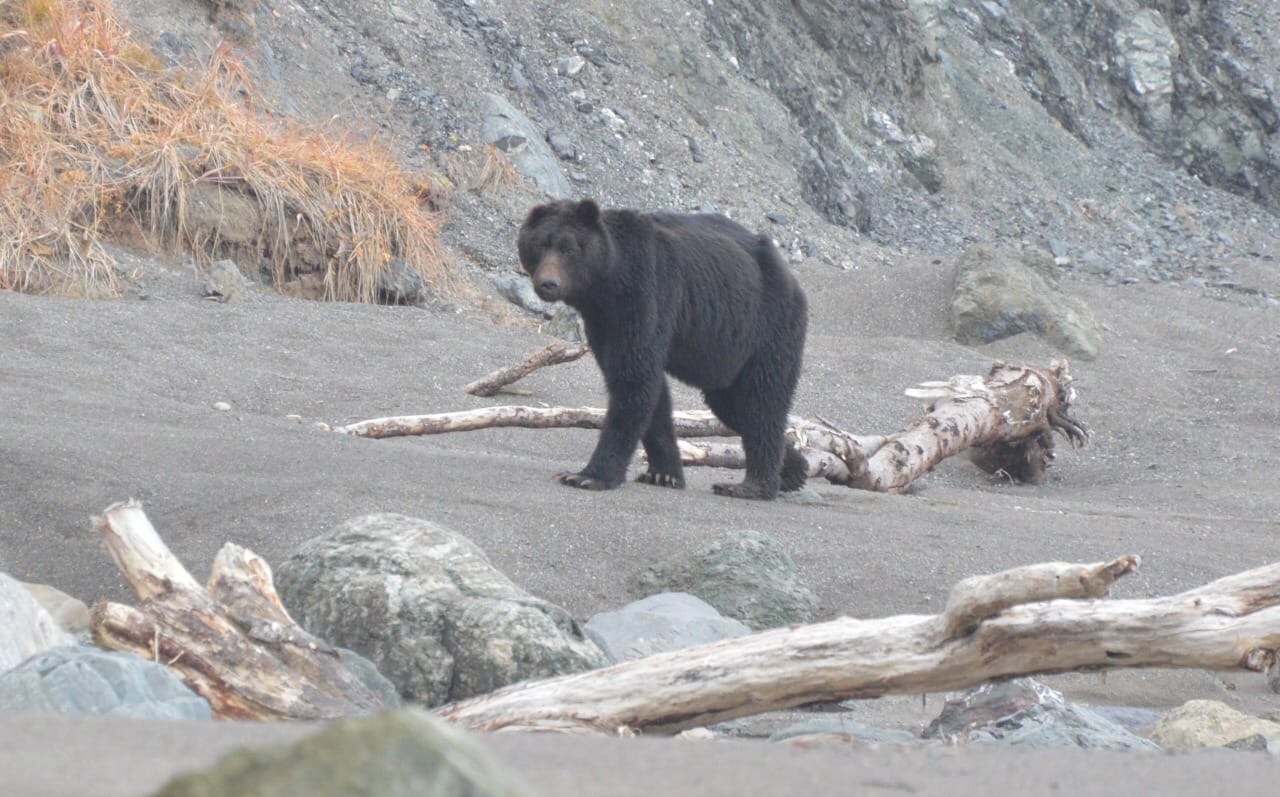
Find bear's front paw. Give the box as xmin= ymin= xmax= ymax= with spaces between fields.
xmin=556 ymin=471 xmax=622 ymax=490
xmin=637 ymin=471 xmax=686 ymax=489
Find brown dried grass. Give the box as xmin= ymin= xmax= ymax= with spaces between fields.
xmin=0 ymin=0 xmax=458 ymax=301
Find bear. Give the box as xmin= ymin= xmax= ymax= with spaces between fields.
xmin=517 ymin=198 xmax=808 ymax=500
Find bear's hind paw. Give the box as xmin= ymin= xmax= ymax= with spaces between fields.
xmin=712 ymin=480 xmax=777 ymax=501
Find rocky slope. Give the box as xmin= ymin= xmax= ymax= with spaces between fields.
xmin=118 ymin=0 xmax=1279 ymax=299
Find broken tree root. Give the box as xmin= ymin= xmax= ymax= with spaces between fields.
xmin=89 ymin=501 xmax=386 ymax=720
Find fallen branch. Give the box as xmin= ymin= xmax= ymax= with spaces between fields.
xmin=339 ymin=361 xmax=1087 ymax=492
xmin=438 ymin=556 xmax=1280 ymax=734
xmin=335 ymin=406 xmax=732 ymax=439
xmin=90 ymin=502 xmax=385 ymax=720
xmin=463 ymin=341 xmax=590 ymax=397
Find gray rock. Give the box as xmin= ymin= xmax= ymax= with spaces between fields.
xmin=1089 ymin=705 xmax=1163 ymax=733
xmin=632 ymin=530 xmax=818 ymax=630
xmin=899 ymin=133 xmax=943 ymax=193
xmin=950 ymin=243 xmax=1104 ymax=360
xmin=1149 ymin=699 xmax=1280 ymax=751
xmin=1 ymin=573 xmax=77 ymax=674
xmin=376 ymin=259 xmax=425 ymax=304
xmin=187 ymin=182 xmax=261 ymax=244
xmin=17 ymin=580 xmax=89 ymax=636
xmin=1111 ymin=9 xmax=1178 ymax=135
xmin=545 ymin=127 xmax=576 ymax=161
xmin=0 ymin=645 xmax=211 ymax=720
xmin=770 ymin=717 xmax=917 ymax=745
xmin=200 ymin=259 xmax=251 ymax=303
xmin=481 ymin=93 xmax=569 ymax=198
xmin=276 ymin=513 xmax=606 ymax=706
xmin=153 ymin=709 xmax=532 ymax=797
xmin=335 ymin=647 xmax=401 ymax=709
xmin=542 ymin=304 xmax=585 ymax=342
xmin=584 ymin=592 xmax=751 ymax=663
xmin=491 ymin=272 xmax=555 ymax=317
xmin=922 ymin=678 xmax=1159 ymax=751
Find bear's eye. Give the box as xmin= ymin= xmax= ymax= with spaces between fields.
xmin=555 ymin=237 xmax=577 ymax=254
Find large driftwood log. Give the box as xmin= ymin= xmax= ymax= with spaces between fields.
xmin=438 ymin=557 xmax=1280 ymax=734
xmin=338 ymin=361 xmax=1086 ymax=492
xmin=90 ymin=502 xmax=385 ymax=720
xmin=463 ymin=341 xmax=590 ymax=397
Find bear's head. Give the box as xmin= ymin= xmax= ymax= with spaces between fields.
xmin=517 ymin=199 xmax=609 ymax=304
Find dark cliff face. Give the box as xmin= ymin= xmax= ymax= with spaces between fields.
xmin=118 ymin=0 xmax=1277 ymax=285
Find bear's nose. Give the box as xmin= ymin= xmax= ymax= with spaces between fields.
xmin=535 ymin=277 xmax=561 ymax=300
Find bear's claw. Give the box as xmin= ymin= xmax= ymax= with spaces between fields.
xmin=555 ymin=471 xmax=621 ymax=490
xmin=637 ymin=471 xmax=686 ymax=489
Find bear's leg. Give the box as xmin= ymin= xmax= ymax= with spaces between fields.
xmin=780 ymin=445 xmax=808 ymax=492
xmin=705 ymin=386 xmax=778 ymax=500
xmin=707 ymin=348 xmax=803 ymax=500
xmin=636 ymin=379 xmax=685 ymax=488
xmin=557 ymin=364 xmax=664 ymax=491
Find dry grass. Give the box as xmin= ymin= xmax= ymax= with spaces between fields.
xmin=0 ymin=0 xmax=458 ymax=301
xmin=445 ymin=144 xmax=524 ymax=196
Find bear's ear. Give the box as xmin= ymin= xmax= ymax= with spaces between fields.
xmin=574 ymin=199 xmax=602 ymax=227
xmin=524 ymin=203 xmax=557 ymax=227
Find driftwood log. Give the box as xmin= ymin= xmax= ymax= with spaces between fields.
xmin=338 ymin=360 xmax=1087 ymax=492
xmin=89 ymin=501 xmax=386 ymax=720
xmin=462 ymin=341 xmax=590 ymax=397
xmin=437 ymin=557 xmax=1280 ymax=734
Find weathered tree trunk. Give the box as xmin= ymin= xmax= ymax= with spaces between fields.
xmin=463 ymin=341 xmax=590 ymax=397
xmin=340 ymin=361 xmax=1086 ymax=491
xmin=90 ymin=501 xmax=385 ymax=720
xmin=437 ymin=557 xmax=1280 ymax=734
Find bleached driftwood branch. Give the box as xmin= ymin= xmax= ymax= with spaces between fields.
xmin=463 ymin=341 xmax=590 ymax=397
xmin=335 ymin=406 xmax=732 ymax=439
xmin=90 ymin=502 xmax=386 ymax=720
xmin=339 ymin=361 xmax=1087 ymax=492
xmin=438 ymin=556 xmax=1280 ymax=735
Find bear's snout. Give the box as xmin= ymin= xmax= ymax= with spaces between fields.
xmin=530 ymin=254 xmax=567 ymax=302
xmin=535 ymin=276 xmax=562 ymax=301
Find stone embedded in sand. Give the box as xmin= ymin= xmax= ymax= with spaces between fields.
xmin=584 ymin=592 xmax=751 ymax=663
xmin=151 ymin=709 xmax=532 ymax=797
xmin=276 ymin=513 xmax=606 ymax=706
xmin=922 ymin=678 xmax=1159 ymax=751
xmin=0 ymin=645 xmax=211 ymax=720
xmin=631 ymin=530 xmax=818 ymax=631
xmin=950 ymin=243 xmax=1104 ymax=360
xmin=0 ymin=573 xmax=77 ymax=673
xmin=1149 ymin=699 xmax=1280 ymax=751
xmin=18 ymin=580 xmax=89 ymax=636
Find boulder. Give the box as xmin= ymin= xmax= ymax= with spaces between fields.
xmin=481 ymin=93 xmax=570 ymax=199
xmin=153 ymin=708 xmax=532 ymax=797
xmin=19 ymin=581 xmax=90 ymax=635
xmin=631 ymin=530 xmax=817 ymax=630
xmin=276 ymin=513 xmax=606 ymax=706
xmin=950 ymin=244 xmax=1104 ymax=360
xmin=0 ymin=645 xmax=211 ymax=720
xmin=922 ymin=678 xmax=1159 ymax=751
xmin=584 ymin=592 xmax=751 ymax=663
xmin=0 ymin=573 xmax=77 ymax=674
xmin=1149 ymin=699 xmax=1280 ymax=751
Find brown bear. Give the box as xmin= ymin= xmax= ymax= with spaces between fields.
xmin=517 ymin=199 xmax=808 ymax=500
